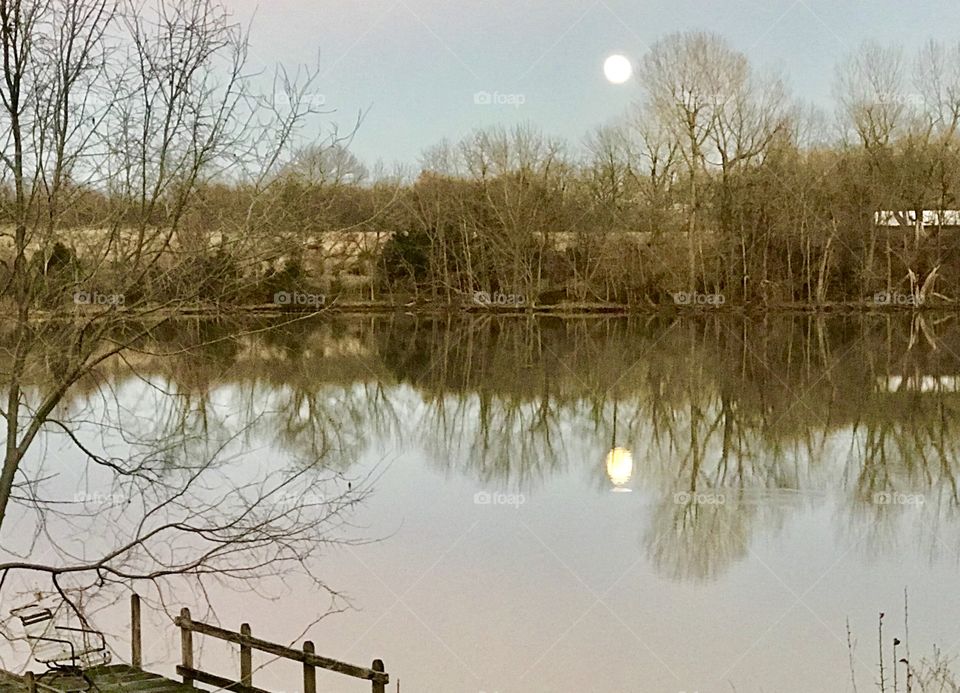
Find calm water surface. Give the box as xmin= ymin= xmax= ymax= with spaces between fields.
xmin=4 ymin=314 xmax=960 ymax=692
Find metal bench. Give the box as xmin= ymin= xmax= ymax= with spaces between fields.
xmin=10 ymin=602 xmax=110 ymax=673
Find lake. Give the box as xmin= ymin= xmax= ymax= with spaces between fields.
xmin=3 ymin=313 xmax=960 ymax=692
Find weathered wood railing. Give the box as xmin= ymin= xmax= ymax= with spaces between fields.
xmin=172 ymin=606 xmax=388 ymax=693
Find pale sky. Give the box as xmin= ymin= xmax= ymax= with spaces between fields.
xmin=229 ymin=0 xmax=960 ymax=169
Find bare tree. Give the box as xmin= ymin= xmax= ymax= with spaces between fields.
xmin=835 ymin=41 xmax=908 ymax=151
xmin=284 ymin=141 xmax=368 ymax=187
xmin=0 ymin=0 xmax=357 ymax=615
xmin=639 ymin=31 xmax=784 ymax=292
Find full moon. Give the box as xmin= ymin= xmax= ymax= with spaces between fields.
xmin=603 ymin=54 xmax=633 ymax=84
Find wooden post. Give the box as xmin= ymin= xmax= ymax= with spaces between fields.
xmin=240 ymin=623 xmax=252 ymax=687
xmin=24 ymin=671 xmax=36 ymax=693
xmin=302 ymin=641 xmax=316 ymax=693
xmin=180 ymin=607 xmax=194 ymax=687
xmin=131 ymin=593 xmax=142 ymax=669
xmin=371 ymin=659 xmax=385 ymax=693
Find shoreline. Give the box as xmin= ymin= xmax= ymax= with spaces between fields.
xmin=8 ymin=299 xmax=960 ymax=320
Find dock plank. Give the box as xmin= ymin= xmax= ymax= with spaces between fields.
xmin=0 ymin=665 xmax=201 ymax=692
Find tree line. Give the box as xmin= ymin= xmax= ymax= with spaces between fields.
xmin=8 ymin=32 xmax=960 ymax=308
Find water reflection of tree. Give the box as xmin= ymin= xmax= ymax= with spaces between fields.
xmin=110 ymin=318 xmax=402 ymax=468
xmin=841 ymin=387 xmax=960 ymax=561
xmin=27 ymin=313 xmax=960 ymax=583
xmin=374 ymin=313 xmax=960 ymax=580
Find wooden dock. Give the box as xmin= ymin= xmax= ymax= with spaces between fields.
xmin=1 ymin=664 xmax=197 ymax=692
xmin=1 ymin=596 xmax=389 ymax=693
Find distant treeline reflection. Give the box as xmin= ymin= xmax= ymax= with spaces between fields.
xmin=29 ymin=313 xmax=960 ymax=580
